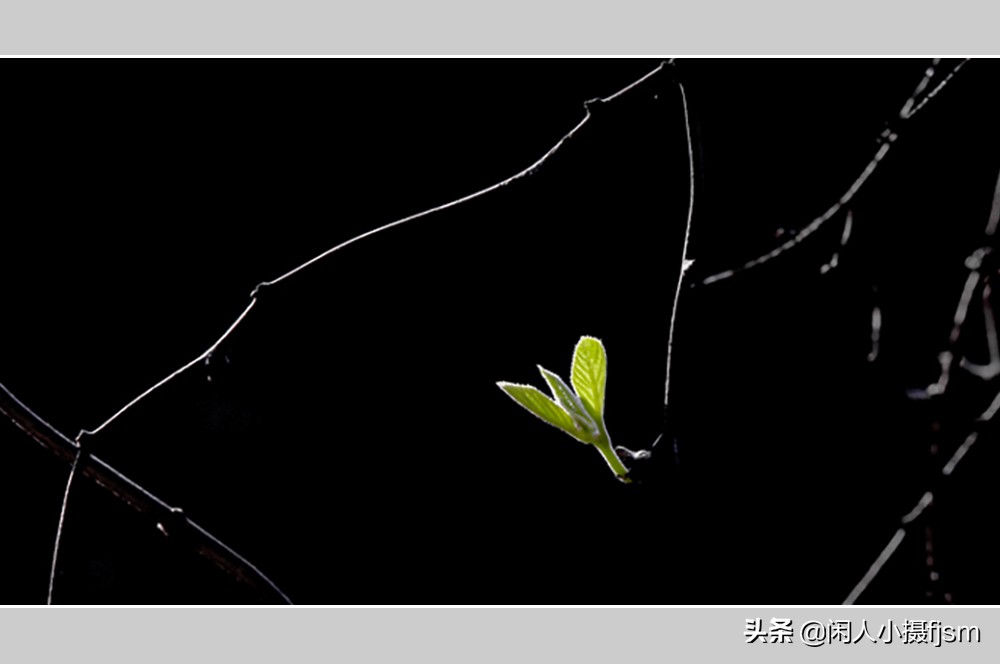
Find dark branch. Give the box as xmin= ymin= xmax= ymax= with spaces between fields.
xmin=0 ymin=380 xmax=293 ymax=604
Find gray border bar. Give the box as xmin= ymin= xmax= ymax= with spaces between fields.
xmin=0 ymin=2 xmax=997 ymax=55
xmin=0 ymin=608 xmax=995 ymax=663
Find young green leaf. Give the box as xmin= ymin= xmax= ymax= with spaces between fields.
xmin=570 ymin=336 xmax=607 ymax=422
xmin=537 ymin=365 xmax=599 ymax=439
xmin=497 ymin=336 xmax=631 ymax=483
xmin=496 ymin=382 xmax=579 ymax=439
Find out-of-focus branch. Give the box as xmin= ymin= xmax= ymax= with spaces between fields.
xmin=700 ymin=59 xmax=970 ymax=287
xmin=844 ymin=167 xmax=1000 ymax=605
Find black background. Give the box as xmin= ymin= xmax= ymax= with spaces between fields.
xmin=2 ymin=59 xmax=999 ymax=604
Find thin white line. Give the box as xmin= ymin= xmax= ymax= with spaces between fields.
xmin=902 ymin=491 xmax=934 ymax=524
xmin=906 ymin=58 xmax=970 ymax=118
xmin=843 ymin=528 xmax=906 ymax=606
xmin=252 ymin=63 xmax=667 ymax=295
xmin=986 ymin=166 xmax=1000 ymax=237
xmin=898 ymin=59 xmax=938 ymax=119
xmin=942 ymin=431 xmax=978 ymax=477
xmin=843 ymin=492 xmax=933 ymax=605
xmin=77 ymin=299 xmax=258 ymax=440
xmin=663 ymin=78 xmax=695 ymax=410
xmin=48 ymin=450 xmax=82 ymax=605
xmin=701 ymin=58 xmax=970 ymax=286
xmin=75 ymin=62 xmax=668 ymax=442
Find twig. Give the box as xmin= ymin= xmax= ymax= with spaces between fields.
xmin=74 ymin=61 xmax=670 ymax=444
xmin=76 ymin=300 xmax=258 ymax=441
xmin=904 ymin=59 xmax=970 ymax=119
xmin=612 ymin=63 xmax=694 ymax=465
xmin=843 ymin=492 xmax=933 ymax=606
xmin=842 ymin=383 xmax=1000 ymax=606
xmin=700 ymin=59 xmax=971 ymax=287
xmin=920 ymin=168 xmax=1000 ymax=398
xmin=663 ymin=75 xmax=696 ymax=416
xmin=820 ymin=210 xmax=853 ymax=275
xmin=0 ymin=381 xmax=293 ymax=604
xmin=867 ymin=301 xmax=882 ymax=363
xmin=7 ymin=62 xmax=672 ymax=603
xmin=844 ymin=168 xmax=1000 ymax=605
xmin=959 ymin=283 xmax=1000 ymax=380
xmin=941 ymin=430 xmax=978 ymax=478
xmin=988 ymin=161 xmax=1000 ymax=237
xmin=47 ymin=449 xmax=81 ymax=605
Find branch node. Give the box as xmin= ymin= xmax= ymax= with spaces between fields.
xmin=156 ymin=507 xmax=187 ymax=539
xmin=250 ymin=281 xmax=270 ymax=300
xmin=965 ymin=246 xmax=993 ymax=271
xmin=877 ymin=124 xmax=899 ymax=146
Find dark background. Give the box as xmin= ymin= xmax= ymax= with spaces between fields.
xmin=2 ymin=60 xmax=998 ymax=604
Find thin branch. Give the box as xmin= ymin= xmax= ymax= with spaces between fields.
xmin=843 ymin=528 xmax=907 ymax=606
xmin=904 ymin=59 xmax=970 ymax=119
xmin=820 ymin=210 xmax=853 ymax=274
xmin=843 ymin=492 xmax=933 ymax=606
xmin=941 ymin=430 xmax=977 ymax=478
xmin=9 ymin=62 xmax=671 ymax=602
xmin=614 ymin=64 xmax=694 ymax=466
xmin=959 ymin=283 xmax=1000 ymax=380
xmin=252 ymin=63 xmax=667 ymax=296
xmin=47 ymin=449 xmax=81 ymax=605
xmin=77 ymin=299 xmax=258 ymax=441
xmin=663 ymin=77 xmax=696 ymax=412
xmin=951 ymin=272 xmax=983 ymax=344
xmin=867 ymin=302 xmax=882 ymax=363
xmin=897 ymin=59 xmax=939 ymax=119
xmin=920 ymin=168 xmax=1000 ymax=397
xmin=977 ymin=385 xmax=1000 ymax=423
xmin=700 ymin=58 xmax=971 ymax=287
xmin=920 ymin=272 xmax=981 ymax=398
xmin=844 ymin=163 xmax=1000 ymax=605
xmin=0 ymin=381 xmax=293 ymax=604
xmin=845 ymin=351 xmax=1000 ymax=604
xmin=600 ymin=62 xmax=669 ymax=104
xmin=74 ymin=61 xmax=669 ymax=444
xmin=987 ymin=162 xmax=1000 ymax=237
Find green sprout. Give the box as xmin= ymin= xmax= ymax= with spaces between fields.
xmin=497 ymin=336 xmax=631 ymax=483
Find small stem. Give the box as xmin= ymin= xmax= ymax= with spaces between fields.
xmin=594 ymin=436 xmax=631 ymax=483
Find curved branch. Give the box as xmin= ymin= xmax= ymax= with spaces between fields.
xmin=76 ymin=61 xmax=670 ymax=444
xmin=0 ymin=380 xmax=293 ymax=604
xmin=662 ymin=78 xmax=696 ymax=413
